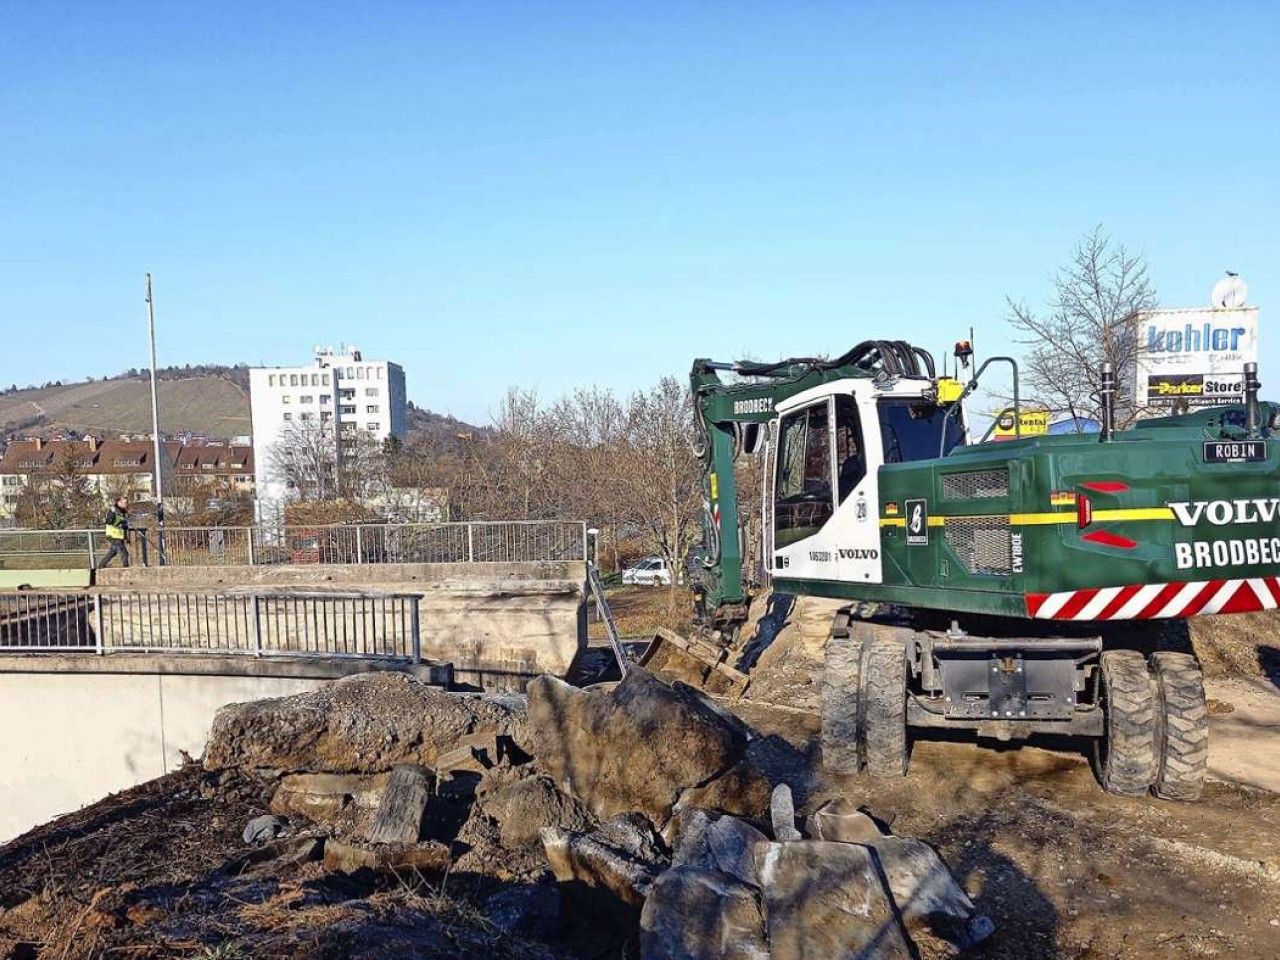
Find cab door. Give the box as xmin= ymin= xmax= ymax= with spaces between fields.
xmin=831 ymin=391 xmax=884 ymax=585
xmin=770 ymin=397 xmax=838 ymax=579
xmin=767 ymin=385 xmax=884 ymax=586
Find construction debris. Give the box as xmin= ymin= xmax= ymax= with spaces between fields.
xmin=2 ymin=666 xmax=992 ymax=960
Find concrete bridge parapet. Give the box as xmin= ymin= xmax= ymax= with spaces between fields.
xmin=95 ymin=560 xmax=589 ymax=689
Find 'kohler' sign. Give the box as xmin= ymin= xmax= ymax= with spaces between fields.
xmin=1134 ymin=306 xmax=1259 ymax=416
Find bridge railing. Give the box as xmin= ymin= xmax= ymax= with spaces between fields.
xmin=0 ymin=590 xmax=424 ymax=661
xmin=0 ymin=520 xmax=588 ymax=570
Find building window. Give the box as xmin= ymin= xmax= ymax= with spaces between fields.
xmin=365 ymin=388 xmax=378 ymax=397
xmin=356 ymin=367 xmax=366 ymax=380
xmin=322 ymin=374 xmax=330 ymax=385
xmin=281 ymin=395 xmax=291 ymax=404
xmin=346 ymin=367 xmax=354 ymax=379
xmin=367 ymin=422 xmax=379 ymax=432
xmin=320 ymin=394 xmax=331 ymax=404
xmin=366 ymin=405 xmax=379 ymax=414
xmin=290 ymin=374 xmax=299 ymax=386
xmin=300 ymin=412 xmax=314 ymax=421
xmin=340 ymin=405 xmax=356 ymax=415
xmin=377 ymin=367 xmax=384 ymax=380
xmin=311 ymin=373 xmax=320 ymax=386
xmin=340 ymin=389 xmax=355 ymax=399
xmin=300 ymin=395 xmax=313 ymax=404
xmin=321 ymin=411 xmax=333 ymax=422
xmin=283 ymin=412 xmax=293 ymax=421
xmin=268 ymin=374 xmax=276 ymax=387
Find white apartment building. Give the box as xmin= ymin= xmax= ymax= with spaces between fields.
xmin=249 ymin=345 xmax=407 ymax=517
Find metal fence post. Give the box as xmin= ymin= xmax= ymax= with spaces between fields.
xmin=247 ymin=527 xmax=256 ymax=566
xmin=251 ymin=595 xmax=263 ymax=657
xmin=86 ymin=531 xmax=96 ymax=569
xmin=94 ymin=596 xmax=105 ymax=655
xmin=355 ymin=526 xmax=363 ymax=564
xmin=467 ymin=524 xmax=474 ymax=563
xmin=410 ymin=598 xmax=421 ymax=664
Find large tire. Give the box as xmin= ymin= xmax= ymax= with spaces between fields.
xmin=1150 ymin=652 xmax=1209 ymax=801
xmin=821 ymin=611 xmax=864 ymax=775
xmin=1092 ymin=650 xmax=1157 ymax=796
xmin=863 ymin=629 xmax=910 ymax=778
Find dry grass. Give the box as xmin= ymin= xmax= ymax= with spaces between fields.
xmin=588 ymin=584 xmax=698 ymax=640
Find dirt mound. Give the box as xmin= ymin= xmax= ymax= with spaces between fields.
xmin=1188 ymin=610 xmax=1280 ymax=681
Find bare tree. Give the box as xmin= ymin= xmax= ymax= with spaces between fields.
xmin=266 ymin=420 xmax=338 ymax=502
xmin=14 ymin=446 xmax=99 ymax=529
xmin=1007 ymin=227 xmax=1157 ymax=427
xmin=618 ymin=376 xmax=700 ymax=580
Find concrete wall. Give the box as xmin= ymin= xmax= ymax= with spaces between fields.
xmin=0 ymin=665 xmax=322 ymax=844
xmin=97 ymin=561 xmax=588 ymax=689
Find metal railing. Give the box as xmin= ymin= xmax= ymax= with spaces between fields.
xmin=0 ymin=520 xmax=588 ymax=570
xmin=0 ymin=590 xmax=423 ymax=661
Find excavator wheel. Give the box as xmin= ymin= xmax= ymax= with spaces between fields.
xmin=863 ymin=628 xmax=910 ymax=778
xmin=1091 ymin=650 xmax=1157 ymax=796
xmin=820 ymin=610 xmax=864 ymax=775
xmin=1150 ymin=652 xmax=1209 ymax=801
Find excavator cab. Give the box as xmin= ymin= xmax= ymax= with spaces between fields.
xmin=768 ymin=375 xmax=964 ymax=587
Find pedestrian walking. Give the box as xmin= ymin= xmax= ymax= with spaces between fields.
xmin=97 ymin=496 xmax=131 ymax=569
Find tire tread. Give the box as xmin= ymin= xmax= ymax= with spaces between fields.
xmin=820 ymin=611 xmax=862 ymax=775
xmin=863 ymin=630 xmax=909 ymax=778
xmin=1151 ymin=651 xmax=1208 ymax=802
xmin=1096 ymin=650 xmax=1157 ymax=796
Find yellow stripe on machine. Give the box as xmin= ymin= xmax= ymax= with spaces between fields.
xmin=1009 ymin=507 xmax=1174 ymax=525
xmin=880 ymin=507 xmax=1175 ymax=528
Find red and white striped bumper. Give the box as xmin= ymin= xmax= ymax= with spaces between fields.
xmin=1025 ymin=577 xmax=1280 ymax=621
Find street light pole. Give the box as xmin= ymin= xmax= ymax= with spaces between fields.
xmin=145 ymin=273 xmax=166 ymax=560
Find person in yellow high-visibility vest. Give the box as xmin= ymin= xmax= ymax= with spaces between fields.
xmin=97 ymin=496 xmax=131 ymax=569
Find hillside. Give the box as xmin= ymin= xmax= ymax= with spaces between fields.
xmin=0 ymin=376 xmax=251 ymax=439
xmin=0 ymin=370 xmax=482 ymax=444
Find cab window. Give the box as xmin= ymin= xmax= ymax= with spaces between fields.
xmin=775 ymin=402 xmax=832 ymax=547
xmin=878 ymin=398 xmax=964 ymax=463
xmin=834 ymin=395 xmax=866 ymax=502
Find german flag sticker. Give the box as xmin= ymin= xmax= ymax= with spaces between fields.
xmin=884 ymin=502 xmax=900 ymax=516
xmin=1050 ymin=490 xmax=1077 ymax=507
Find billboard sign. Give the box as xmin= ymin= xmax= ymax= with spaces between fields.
xmin=1134 ymin=307 xmax=1259 ymax=415
xmin=990 ymin=407 xmax=1050 ymax=441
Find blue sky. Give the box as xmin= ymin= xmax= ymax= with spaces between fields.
xmin=1 ymin=2 xmax=1277 ymax=423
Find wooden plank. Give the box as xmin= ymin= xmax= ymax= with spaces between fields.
xmin=365 ymin=765 xmax=432 ymax=845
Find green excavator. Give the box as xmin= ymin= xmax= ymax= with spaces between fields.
xmin=677 ymin=338 xmax=1275 ymax=800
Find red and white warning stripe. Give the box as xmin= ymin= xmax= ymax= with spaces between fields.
xmin=1025 ymin=577 xmax=1280 ymax=621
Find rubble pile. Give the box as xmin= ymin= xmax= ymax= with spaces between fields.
xmin=1 ymin=668 xmax=992 ymax=959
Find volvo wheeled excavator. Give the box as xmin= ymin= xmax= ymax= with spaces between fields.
xmin=684 ymin=339 xmax=1274 ymax=800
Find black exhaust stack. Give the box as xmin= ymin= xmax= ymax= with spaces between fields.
xmin=1099 ymin=362 xmax=1115 ymax=442
xmin=1244 ymin=361 xmax=1261 ymax=436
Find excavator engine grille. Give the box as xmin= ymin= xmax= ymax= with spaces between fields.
xmin=945 ymin=516 xmax=1013 ymax=575
xmin=941 ymin=468 xmax=1009 ymax=500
